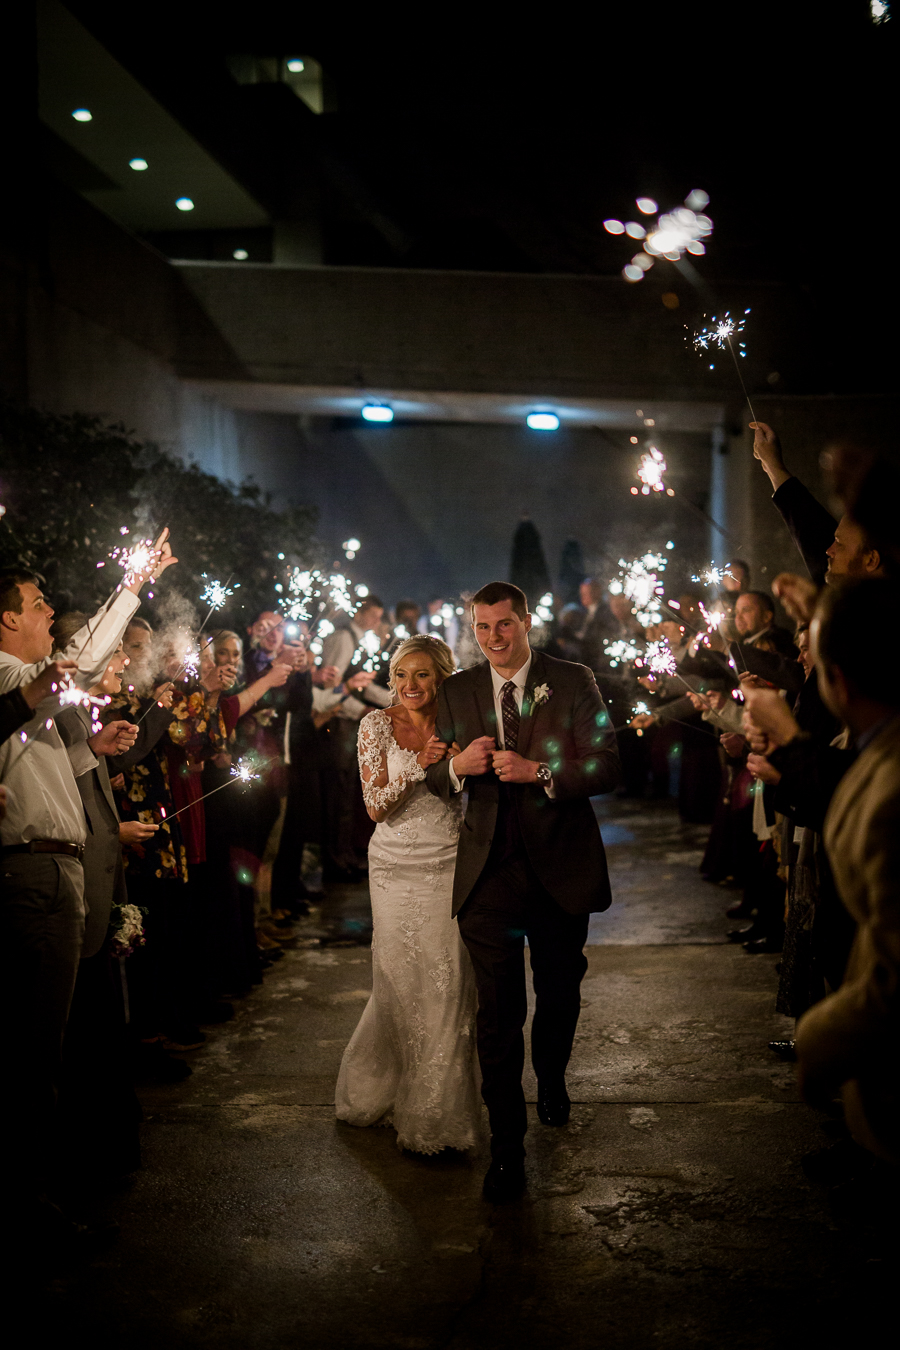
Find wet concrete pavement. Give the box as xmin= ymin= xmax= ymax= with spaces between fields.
xmin=39 ymin=800 xmax=896 ymax=1348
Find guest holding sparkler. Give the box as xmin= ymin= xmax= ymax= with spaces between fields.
xmin=0 ymin=530 xmax=175 ymax=1246
xmin=53 ymin=622 xmax=147 ymax=1187
xmin=320 ymin=595 xmax=393 ymax=884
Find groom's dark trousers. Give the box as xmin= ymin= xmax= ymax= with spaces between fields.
xmin=427 ymin=649 xmax=620 ymax=1164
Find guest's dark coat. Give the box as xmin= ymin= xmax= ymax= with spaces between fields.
xmin=426 ymin=649 xmax=621 ymax=916
xmin=57 ymin=705 xmax=127 ymax=959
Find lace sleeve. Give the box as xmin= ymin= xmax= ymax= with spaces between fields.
xmin=358 ymin=711 xmax=426 ymax=816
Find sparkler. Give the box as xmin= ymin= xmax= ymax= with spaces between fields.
xmin=161 ymin=756 xmax=262 ymax=822
xmin=609 ymin=552 xmax=668 ymax=626
xmin=350 ymin=629 xmax=384 ymax=673
xmin=604 ymin=637 xmax=644 ymax=669
xmin=605 ymin=189 xmax=713 ymax=283
xmin=15 ymin=679 xmax=111 ymax=753
xmin=642 ymin=640 xmax=679 ymax=677
xmin=693 ymin=564 xmax=730 ymax=588
xmin=691 ymin=309 xmax=758 ymax=423
xmin=636 ymin=446 xmax=668 ymax=495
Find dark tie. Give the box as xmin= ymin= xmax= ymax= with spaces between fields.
xmin=500 ymin=680 xmax=519 ymax=752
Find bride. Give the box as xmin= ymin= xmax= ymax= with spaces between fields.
xmin=335 ymin=635 xmax=480 ymax=1154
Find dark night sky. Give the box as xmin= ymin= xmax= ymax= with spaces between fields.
xmin=58 ymin=3 xmax=898 ymax=390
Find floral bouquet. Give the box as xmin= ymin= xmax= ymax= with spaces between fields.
xmin=109 ymin=903 xmax=148 ymax=957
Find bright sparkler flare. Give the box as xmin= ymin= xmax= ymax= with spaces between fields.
xmin=603 ymin=637 xmax=643 ymax=669
xmin=182 ymin=646 xmax=200 ymax=680
xmin=231 ymin=758 xmax=261 ymax=786
xmin=351 ymin=629 xmax=383 ymax=672
xmin=200 ymin=576 xmax=234 ymax=610
xmin=109 ymin=534 xmax=158 ymax=585
xmin=633 ymin=700 xmax=651 ymax=718
xmin=610 ymin=551 xmax=668 ymax=626
xmin=693 ymin=564 xmax=730 ymax=588
xmin=692 ymin=310 xmax=750 ymax=369
xmin=699 ymin=602 xmax=725 ymax=632
xmin=637 ymin=446 xmax=667 ymax=494
xmin=644 ymin=640 xmax=678 ymax=676
xmin=608 ymin=189 xmax=712 ymax=283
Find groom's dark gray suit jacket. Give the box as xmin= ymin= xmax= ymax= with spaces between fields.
xmin=426 ymin=648 xmax=621 ymax=917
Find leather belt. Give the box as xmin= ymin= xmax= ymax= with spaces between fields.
xmin=2 ymin=840 xmax=85 ymax=861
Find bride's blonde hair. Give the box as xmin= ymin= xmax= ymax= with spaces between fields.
xmin=389 ymin=635 xmax=455 ymax=695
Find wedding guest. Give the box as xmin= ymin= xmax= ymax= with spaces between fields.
xmin=0 ymin=534 xmax=173 ymax=1243
xmin=53 ymin=621 xmax=151 ymax=1188
xmin=320 ymin=596 xmax=393 ymax=882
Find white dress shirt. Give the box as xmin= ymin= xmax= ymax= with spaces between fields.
xmin=449 ymin=653 xmax=555 ymax=797
xmin=0 ymin=589 xmax=139 ymax=846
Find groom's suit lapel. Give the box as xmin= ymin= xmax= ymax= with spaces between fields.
xmin=473 ymin=662 xmax=497 ymax=741
xmin=516 ymin=648 xmax=546 ymax=759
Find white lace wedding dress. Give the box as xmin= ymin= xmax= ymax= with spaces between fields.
xmin=335 ymin=709 xmax=480 ymax=1154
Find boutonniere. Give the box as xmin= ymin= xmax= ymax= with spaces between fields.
xmin=531 ymin=683 xmax=552 ymax=706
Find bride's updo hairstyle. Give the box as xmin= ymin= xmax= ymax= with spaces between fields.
xmin=389 ymin=634 xmax=455 ymax=697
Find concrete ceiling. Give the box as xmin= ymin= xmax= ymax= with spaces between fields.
xmin=37 ymin=0 xmax=269 ymax=233
xmin=187 ymin=379 xmax=725 ymax=433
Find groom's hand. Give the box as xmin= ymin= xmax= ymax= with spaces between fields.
xmin=492 ymin=750 xmax=539 ymax=784
xmin=451 ymin=736 xmax=495 ymax=776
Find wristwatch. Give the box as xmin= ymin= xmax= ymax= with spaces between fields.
xmin=534 ymin=762 xmax=552 ymax=785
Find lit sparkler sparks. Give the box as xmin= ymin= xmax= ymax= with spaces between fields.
xmin=200 ymin=576 xmax=235 ymax=611
xmin=692 ymin=311 xmax=748 ymax=366
xmin=690 ymin=307 xmax=758 ymax=423
xmin=109 ymin=533 xmax=158 ymax=586
xmin=632 ymin=700 xmax=651 ymax=718
xmin=699 ymin=602 xmax=725 ymax=633
xmin=230 ymin=757 xmax=261 ymax=786
xmin=604 ymin=637 xmax=643 ymax=669
xmin=609 ymin=552 xmax=668 ymax=626
xmin=636 ymin=445 xmax=667 ymax=494
xmin=351 ymin=629 xmax=384 ymax=673
xmin=643 ymin=640 xmax=678 ymax=677
xmin=163 ymin=755 xmax=262 ymax=821
xmin=342 ymin=537 xmax=361 ymax=560
xmin=605 ymin=189 xmax=713 ymax=283
xmin=693 ymin=563 xmax=730 ymax=588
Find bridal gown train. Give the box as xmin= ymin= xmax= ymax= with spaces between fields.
xmin=335 ymin=709 xmax=480 ymax=1154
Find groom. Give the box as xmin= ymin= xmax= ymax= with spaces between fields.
xmin=426 ymin=581 xmax=620 ymax=1201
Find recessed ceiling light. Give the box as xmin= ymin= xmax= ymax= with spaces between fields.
xmin=72 ymin=108 xmax=92 ymax=122
xmin=286 ymin=58 xmax=305 ymax=73
xmin=361 ymin=404 xmax=393 ymax=423
xmin=175 ymin=197 xmax=194 ymax=211
xmin=526 ymin=412 xmax=559 ymax=431
xmin=233 ymin=248 xmax=249 ymax=260
xmin=129 ymin=157 xmax=148 ymax=171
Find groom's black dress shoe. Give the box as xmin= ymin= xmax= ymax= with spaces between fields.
xmin=482 ymin=1160 xmax=527 ymax=1204
xmin=537 ymin=1085 xmax=571 ymax=1127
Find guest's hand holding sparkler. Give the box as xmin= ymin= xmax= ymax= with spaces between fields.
xmin=720 ymin=732 xmax=746 ymax=758
xmin=202 ymin=663 xmax=238 ymax=694
xmin=746 ymin=753 xmax=782 ymax=786
xmin=631 ymin=712 xmax=656 ymax=729
xmin=122 ymin=527 xmax=178 ymax=594
xmin=152 ymin=680 xmax=175 ymax=710
xmin=261 ymin=661 xmax=291 ymax=690
xmin=90 ymin=719 xmax=139 ymax=756
xmin=771 ymin=573 xmax=818 ymax=625
xmin=742 ymin=687 xmax=801 ymax=748
xmin=119 ymin=820 xmax=159 ymax=846
xmin=22 ymin=659 xmax=78 ymax=710
xmin=314 ymin=664 xmax=340 ymax=689
xmin=347 ymin=670 xmax=376 ymax=691
xmin=749 ymin=422 xmax=791 ymax=493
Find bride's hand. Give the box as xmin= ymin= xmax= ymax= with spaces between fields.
xmin=417 ymin=735 xmax=449 ymax=769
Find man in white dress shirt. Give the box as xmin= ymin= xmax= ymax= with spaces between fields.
xmin=0 ymin=532 xmax=174 ymax=1236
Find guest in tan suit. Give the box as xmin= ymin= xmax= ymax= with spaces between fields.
xmin=794 ymin=579 xmax=900 ymax=1164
